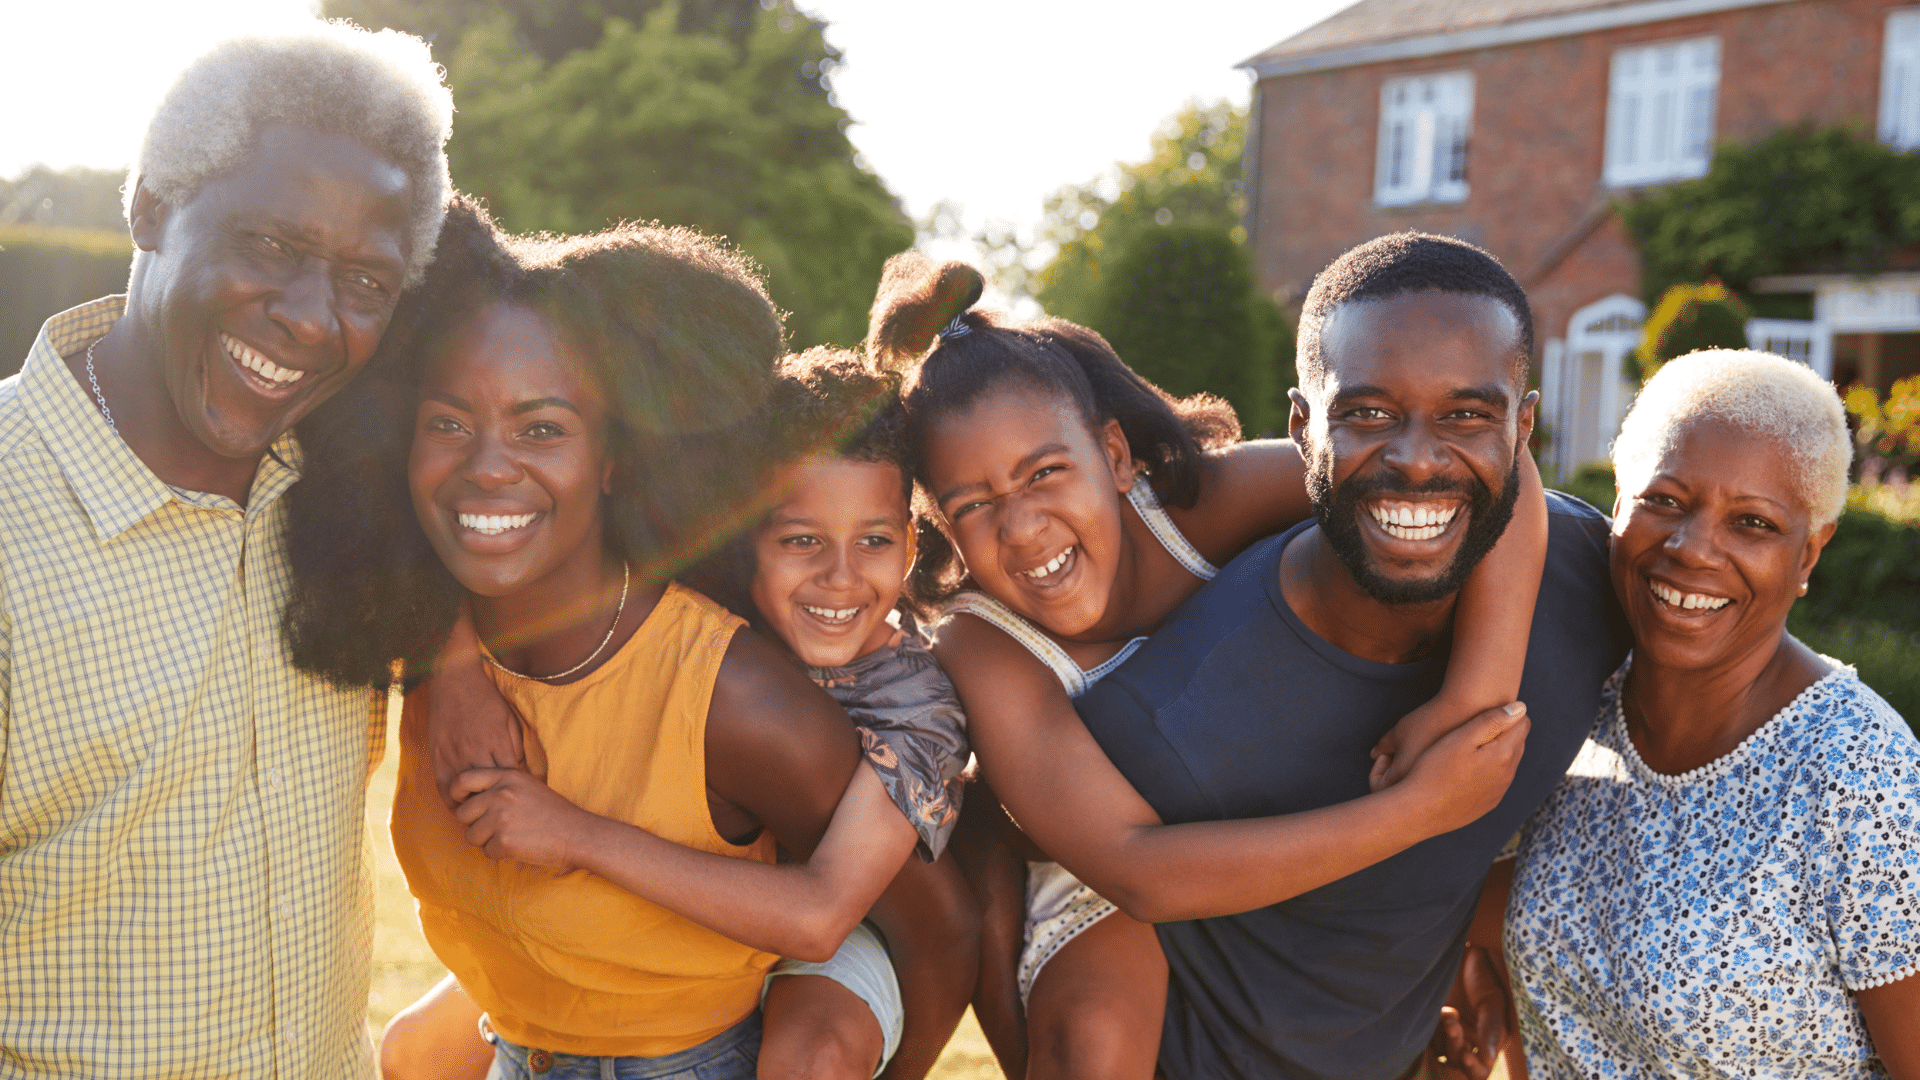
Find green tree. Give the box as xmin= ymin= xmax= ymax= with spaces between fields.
xmin=1620 ymin=126 xmax=1920 ymax=306
xmin=1634 ymin=281 xmax=1751 ymax=380
xmin=1093 ymin=226 xmax=1284 ymax=434
xmin=327 ymin=0 xmax=911 ymax=348
xmin=1029 ymin=101 xmax=1250 ymax=327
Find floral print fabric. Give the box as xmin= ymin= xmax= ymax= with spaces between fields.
xmin=1507 ymin=658 xmax=1920 ymax=1079
xmin=812 ymin=631 xmax=969 ymax=861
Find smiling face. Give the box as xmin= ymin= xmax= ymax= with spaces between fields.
xmin=130 ymin=123 xmax=412 ymax=460
xmin=922 ymin=385 xmax=1133 ymax=638
xmin=1611 ymin=419 xmax=1830 ymax=673
xmin=1292 ymin=291 xmax=1534 ymax=605
xmin=408 ymin=303 xmax=614 ymax=601
xmin=749 ymin=456 xmax=913 ymax=668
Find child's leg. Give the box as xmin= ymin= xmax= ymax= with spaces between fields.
xmin=378 ymin=974 xmax=494 ymax=1080
xmin=1024 ymin=911 xmax=1168 ymax=1080
xmin=947 ymin=788 xmax=1034 ymax=1076
xmin=759 ymin=922 xmax=899 ymax=1080
xmin=759 ymin=975 xmax=885 ymax=1080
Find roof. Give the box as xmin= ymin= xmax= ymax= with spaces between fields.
xmin=1242 ymin=0 xmax=1795 ymax=77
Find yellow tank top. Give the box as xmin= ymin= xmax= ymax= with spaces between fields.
xmin=392 ymin=583 xmax=778 ymax=1057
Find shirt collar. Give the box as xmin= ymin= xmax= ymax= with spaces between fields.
xmin=20 ymin=296 xmax=305 ymax=541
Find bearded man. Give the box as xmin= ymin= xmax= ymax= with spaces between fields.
xmin=1075 ymin=232 xmax=1631 ymax=1080
xmin=0 ymin=23 xmax=451 ymax=1077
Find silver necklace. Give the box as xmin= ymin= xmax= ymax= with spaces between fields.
xmin=482 ymin=562 xmax=631 ymax=682
xmin=85 ymin=339 xmax=117 ymax=435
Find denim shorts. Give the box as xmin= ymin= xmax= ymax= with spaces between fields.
xmin=484 ymin=1012 xmax=761 ymax=1080
xmin=763 ymin=920 xmax=903 ymax=1074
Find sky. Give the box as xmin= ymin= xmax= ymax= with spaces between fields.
xmin=2 ymin=0 xmax=1351 ymax=239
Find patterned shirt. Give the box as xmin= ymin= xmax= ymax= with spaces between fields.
xmin=1508 ymin=657 xmax=1920 ymax=1079
xmin=810 ymin=629 xmax=968 ymax=861
xmin=0 ymin=299 xmax=384 ymax=1079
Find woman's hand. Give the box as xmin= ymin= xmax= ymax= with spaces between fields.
xmin=1428 ymin=944 xmax=1511 ymax=1080
xmin=1398 ymin=702 xmax=1530 ymax=834
xmin=451 ymin=767 xmax=595 ymax=869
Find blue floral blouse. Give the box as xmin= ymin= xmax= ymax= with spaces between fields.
xmin=1507 ymin=658 xmax=1920 ymax=1079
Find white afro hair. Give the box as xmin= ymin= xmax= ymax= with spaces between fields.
xmin=129 ymin=20 xmax=453 ymax=287
xmin=1612 ymin=349 xmax=1851 ymax=526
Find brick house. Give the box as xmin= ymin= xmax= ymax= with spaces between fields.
xmin=1240 ymin=0 xmax=1920 ymax=473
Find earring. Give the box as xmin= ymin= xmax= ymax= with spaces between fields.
xmin=1798 ymin=581 xmax=1809 ymax=596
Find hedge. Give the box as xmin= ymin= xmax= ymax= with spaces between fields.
xmin=0 ymin=226 xmax=130 ymax=378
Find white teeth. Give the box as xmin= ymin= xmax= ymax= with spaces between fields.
xmin=1023 ymin=547 xmax=1073 ymax=580
xmin=1368 ymin=502 xmax=1459 ymax=541
xmin=803 ymin=605 xmax=861 ymax=624
xmin=221 ymin=333 xmax=304 ymax=386
xmin=457 ymin=512 xmax=537 ymax=535
xmin=1650 ymin=581 xmax=1730 ymax=611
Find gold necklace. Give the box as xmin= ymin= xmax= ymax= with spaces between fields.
xmin=482 ymin=563 xmax=630 ymax=681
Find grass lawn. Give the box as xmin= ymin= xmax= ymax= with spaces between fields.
xmin=364 ymin=694 xmax=1004 ymax=1078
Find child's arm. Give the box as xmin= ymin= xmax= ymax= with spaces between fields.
xmin=452 ymin=758 xmax=919 ymax=962
xmin=937 ymin=616 xmax=1532 ymax=924
xmin=1369 ymin=451 xmax=1548 ymax=792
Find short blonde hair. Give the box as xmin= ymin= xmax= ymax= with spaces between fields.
xmin=130 ymin=21 xmax=453 ymax=286
xmin=1611 ymin=349 xmax=1851 ymax=526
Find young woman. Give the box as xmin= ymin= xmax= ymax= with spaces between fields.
xmin=863 ymin=253 xmax=1551 ymax=1078
xmin=285 ymin=201 xmax=968 ymax=1080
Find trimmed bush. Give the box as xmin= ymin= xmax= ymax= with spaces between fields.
xmin=0 ymin=226 xmax=130 ymax=377
xmin=1634 ymin=281 xmax=1750 ymax=380
xmin=1091 ymin=225 xmax=1283 ymax=434
xmin=1789 ymin=613 xmax=1920 ymax=733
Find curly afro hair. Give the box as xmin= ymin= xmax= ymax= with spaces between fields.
xmin=284 ymin=194 xmax=787 ymax=687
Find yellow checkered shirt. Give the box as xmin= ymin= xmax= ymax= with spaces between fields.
xmin=0 ymin=299 xmax=384 ymax=1078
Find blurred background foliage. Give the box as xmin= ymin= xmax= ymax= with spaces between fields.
xmin=0 ymin=167 xmax=133 ymax=376
xmin=324 ymin=0 xmax=912 ymax=349
xmin=959 ymin=100 xmax=1293 ymax=434
xmin=1632 ymin=280 xmax=1750 ymax=380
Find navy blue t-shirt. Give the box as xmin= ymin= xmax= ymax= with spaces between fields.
xmin=1076 ymin=492 xmax=1629 ymax=1080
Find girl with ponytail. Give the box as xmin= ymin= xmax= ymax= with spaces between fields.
xmin=864 ymin=252 xmax=1548 ymax=1079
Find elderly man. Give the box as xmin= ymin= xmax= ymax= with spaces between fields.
xmin=0 ymin=24 xmax=451 ymax=1077
xmin=1075 ymin=232 xmax=1633 ymax=1080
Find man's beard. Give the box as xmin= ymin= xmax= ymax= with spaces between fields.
xmin=1305 ymin=447 xmax=1522 ymax=606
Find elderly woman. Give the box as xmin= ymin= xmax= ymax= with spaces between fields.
xmin=1500 ymin=350 xmax=1920 ymax=1078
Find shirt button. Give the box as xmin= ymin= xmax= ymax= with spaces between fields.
xmin=279 ymin=898 xmax=294 ymax=920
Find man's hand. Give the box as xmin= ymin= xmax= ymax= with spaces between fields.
xmin=424 ymin=607 xmax=525 ymax=808
xmin=1428 ymin=944 xmax=1509 ymax=1079
xmin=1399 ymin=702 xmax=1529 ymax=834
xmin=450 ymin=767 xmax=594 ymax=869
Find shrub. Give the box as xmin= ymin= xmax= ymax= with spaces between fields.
xmin=1788 ymin=612 xmax=1920 ymax=735
xmin=1553 ymin=460 xmax=1618 ymax=515
xmin=1634 ymin=281 xmax=1750 ymax=380
xmin=1803 ymin=504 xmax=1920 ymax=634
xmin=0 ymin=226 xmax=130 ymax=377
xmin=1091 ymin=224 xmax=1284 ymax=434
xmin=1620 ymin=125 xmax=1920 ymax=304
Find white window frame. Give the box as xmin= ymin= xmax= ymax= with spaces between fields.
xmin=1603 ymin=36 xmax=1720 ymax=187
xmin=1374 ymin=71 xmax=1473 ymax=206
xmin=1881 ymin=9 xmax=1920 ymax=150
xmin=1745 ymin=318 xmax=1833 ymax=379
